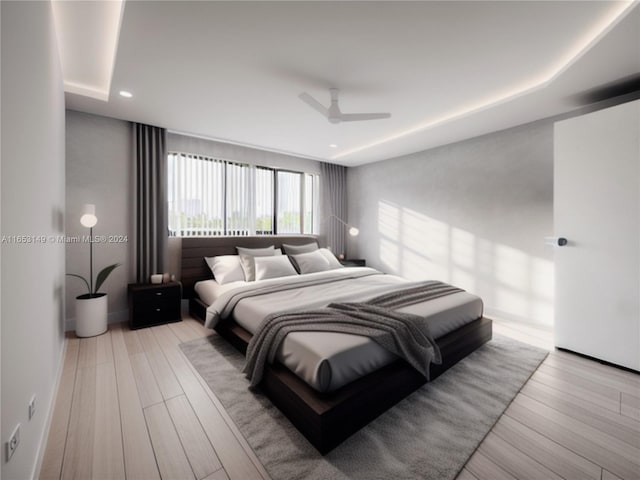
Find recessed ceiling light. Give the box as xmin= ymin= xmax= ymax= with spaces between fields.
xmin=329 ymin=144 xmax=338 ymax=148
xmin=119 ymin=90 xmax=133 ymax=98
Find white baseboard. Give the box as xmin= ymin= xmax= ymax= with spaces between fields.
xmin=483 ymin=306 xmax=554 ymax=330
xmin=31 ymin=336 xmax=67 ymax=480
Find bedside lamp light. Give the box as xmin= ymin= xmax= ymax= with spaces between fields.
xmin=80 ymin=204 xmax=98 ymax=228
xmin=329 ymin=215 xmax=359 ymax=237
xmin=81 ymin=204 xmax=98 ymax=294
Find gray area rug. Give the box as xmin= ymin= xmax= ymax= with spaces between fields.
xmin=180 ymin=333 xmax=547 ymax=480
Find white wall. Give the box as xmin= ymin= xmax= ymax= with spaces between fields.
xmin=65 ymin=110 xmax=134 ymax=328
xmin=1 ymin=2 xmax=66 ymax=478
xmin=348 ymin=120 xmax=555 ymax=326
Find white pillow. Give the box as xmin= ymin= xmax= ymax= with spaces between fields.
xmin=204 ymin=255 xmax=245 ymax=285
xmin=291 ymin=250 xmax=331 ymax=274
xmin=254 ymin=256 xmax=298 ymax=281
xmin=236 ymin=245 xmax=276 ymax=281
xmin=318 ymin=248 xmax=344 ymax=270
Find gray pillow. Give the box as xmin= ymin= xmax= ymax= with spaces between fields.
xmin=236 ymin=245 xmax=275 ymax=281
xmin=236 ymin=245 xmax=275 ymax=256
xmin=282 ymin=242 xmax=319 ymax=255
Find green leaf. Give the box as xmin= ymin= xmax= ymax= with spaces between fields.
xmin=66 ymin=274 xmax=91 ymax=296
xmin=94 ymin=263 xmax=121 ymax=294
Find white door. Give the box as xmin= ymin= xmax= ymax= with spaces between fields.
xmin=554 ymin=100 xmax=639 ymax=371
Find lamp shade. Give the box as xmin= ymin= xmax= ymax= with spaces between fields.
xmin=348 ymin=227 xmax=359 ymax=236
xmin=80 ymin=204 xmax=98 ymax=228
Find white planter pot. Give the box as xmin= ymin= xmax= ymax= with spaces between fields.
xmin=75 ymin=293 xmax=108 ymax=337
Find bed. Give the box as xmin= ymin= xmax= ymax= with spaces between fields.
xmin=181 ymin=236 xmax=492 ymax=454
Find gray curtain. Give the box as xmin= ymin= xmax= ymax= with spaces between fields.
xmin=320 ymin=162 xmax=348 ymax=257
xmin=133 ymin=123 xmax=168 ymax=283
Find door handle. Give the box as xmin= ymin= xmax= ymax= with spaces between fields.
xmin=544 ymin=237 xmax=568 ymax=246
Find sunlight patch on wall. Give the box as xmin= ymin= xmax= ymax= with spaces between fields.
xmin=495 ymin=287 xmax=529 ymax=319
xmin=378 ymin=201 xmax=400 ymax=241
xmin=452 ymin=227 xmax=475 ymax=270
xmin=452 ymin=268 xmax=476 ymax=292
xmin=403 ymin=249 xmax=447 ymax=281
xmin=530 ymin=257 xmax=554 ymax=326
xmin=403 ymin=207 xmax=449 ymax=267
xmin=379 ymin=237 xmax=400 ymax=274
xmin=531 ymin=257 xmax=554 ymax=301
xmin=494 ymin=244 xmax=530 ymax=291
xmin=375 ymin=200 xmax=554 ymax=326
xmin=378 ymin=201 xmax=401 ymax=273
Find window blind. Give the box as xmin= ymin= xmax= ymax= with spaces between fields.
xmin=168 ymin=152 xmax=317 ymax=237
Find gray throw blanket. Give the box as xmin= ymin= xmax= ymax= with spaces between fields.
xmin=243 ymin=281 xmax=463 ymax=388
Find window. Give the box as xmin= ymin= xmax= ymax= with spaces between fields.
xmin=276 ymin=171 xmax=301 ymax=234
xmin=167 ymin=153 xmax=224 ymax=236
xmin=255 ymin=167 xmax=274 ymax=234
xmin=167 ymin=152 xmax=318 ymax=237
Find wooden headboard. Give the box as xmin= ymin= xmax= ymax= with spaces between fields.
xmin=180 ymin=235 xmax=319 ymax=298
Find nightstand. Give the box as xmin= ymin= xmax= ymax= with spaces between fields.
xmin=128 ymin=282 xmax=182 ymax=330
xmin=339 ymin=259 xmax=366 ymax=267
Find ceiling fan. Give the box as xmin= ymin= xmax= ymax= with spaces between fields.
xmin=299 ymin=88 xmax=391 ymax=124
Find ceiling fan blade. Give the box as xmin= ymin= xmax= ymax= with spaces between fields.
xmin=339 ymin=112 xmax=391 ymax=122
xmin=299 ymin=92 xmax=329 ymax=117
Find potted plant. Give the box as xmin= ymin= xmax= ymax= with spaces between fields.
xmin=67 ymin=204 xmax=120 ymax=337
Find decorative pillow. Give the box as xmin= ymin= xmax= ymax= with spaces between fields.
xmin=282 ymin=242 xmax=319 ymax=255
xmin=204 ymin=255 xmax=245 ymax=285
xmin=236 ymin=245 xmax=275 ymax=256
xmin=291 ymin=250 xmax=331 ymax=274
xmin=318 ymin=248 xmax=344 ymax=270
xmin=254 ymin=255 xmax=298 ymax=281
xmin=236 ymin=245 xmax=276 ymax=281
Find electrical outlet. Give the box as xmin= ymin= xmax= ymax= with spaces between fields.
xmin=28 ymin=396 xmax=36 ymax=420
xmin=6 ymin=424 xmax=20 ymax=461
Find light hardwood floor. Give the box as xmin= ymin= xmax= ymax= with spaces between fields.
xmin=40 ymin=317 xmax=640 ymax=480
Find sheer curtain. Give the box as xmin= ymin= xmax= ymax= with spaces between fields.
xmin=320 ymin=162 xmax=347 ymax=257
xmin=226 ymin=162 xmax=254 ymax=235
xmin=167 ymin=153 xmax=225 ymax=236
xmin=133 ymin=123 xmax=168 ymax=283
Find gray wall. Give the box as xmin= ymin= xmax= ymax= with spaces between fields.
xmin=65 ymin=111 xmax=133 ymax=328
xmin=1 ymin=2 xmax=67 ymax=478
xmin=63 ymin=118 xmax=322 ymax=326
xmin=348 ymin=120 xmax=555 ymax=326
xmin=167 ymin=133 xmax=321 ymax=174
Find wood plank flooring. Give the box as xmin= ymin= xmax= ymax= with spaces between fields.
xmin=461 ymin=322 xmax=640 ymax=480
xmin=40 ymin=317 xmax=640 ymax=480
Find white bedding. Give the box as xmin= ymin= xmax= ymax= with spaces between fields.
xmin=196 ymin=268 xmax=483 ymax=392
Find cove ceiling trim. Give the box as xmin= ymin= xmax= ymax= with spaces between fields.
xmin=52 ymin=0 xmax=126 ymax=102
xmin=332 ymin=0 xmax=638 ymax=161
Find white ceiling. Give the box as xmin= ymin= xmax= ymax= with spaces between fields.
xmin=62 ymin=1 xmax=640 ymax=166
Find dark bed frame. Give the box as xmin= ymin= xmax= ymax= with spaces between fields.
xmin=181 ymin=236 xmax=493 ymax=454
